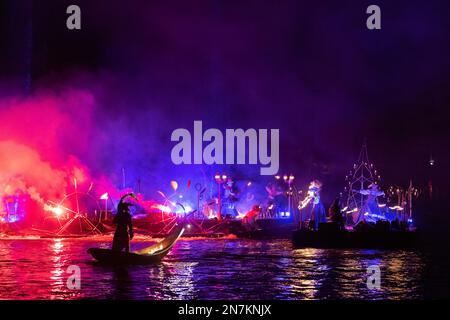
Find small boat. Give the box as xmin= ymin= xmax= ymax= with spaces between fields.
xmin=87 ymin=221 xmax=185 ymax=265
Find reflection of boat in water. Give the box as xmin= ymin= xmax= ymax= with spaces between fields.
xmin=292 ymin=223 xmax=418 ymax=249
xmin=87 ymin=221 xmax=185 ymax=265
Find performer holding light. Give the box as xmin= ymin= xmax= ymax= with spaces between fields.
xmin=298 ymin=180 xmax=326 ymax=230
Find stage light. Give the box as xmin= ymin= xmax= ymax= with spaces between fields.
xmin=153 ymin=204 xmax=171 ymax=214
xmin=51 ymin=206 xmax=64 ymax=217
xmin=100 ymin=192 xmax=108 ymax=200
xmin=275 ymin=175 xmax=280 ymax=180
xmin=222 ymin=174 xmax=227 ymax=180
xmin=215 ymin=174 xmax=220 ymax=180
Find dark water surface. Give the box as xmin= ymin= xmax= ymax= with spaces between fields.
xmin=0 ymin=238 xmax=448 ymax=299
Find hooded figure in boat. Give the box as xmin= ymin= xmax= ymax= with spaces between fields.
xmin=112 ymin=195 xmax=135 ymax=252
xmin=299 ymin=180 xmax=326 ymax=230
xmin=353 ymin=183 xmax=385 ymax=224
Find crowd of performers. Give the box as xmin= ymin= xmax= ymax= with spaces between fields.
xmin=212 ymin=176 xmax=411 ymax=232
xmin=0 ymin=173 xmax=411 ymax=234
xmin=204 ymin=176 xmax=292 ymax=220
xmin=293 ymin=180 xmax=410 ymax=231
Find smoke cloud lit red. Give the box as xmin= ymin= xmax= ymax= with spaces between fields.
xmin=0 ymin=90 xmax=100 ymax=220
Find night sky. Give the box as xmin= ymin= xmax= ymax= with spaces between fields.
xmin=0 ymin=1 xmax=449 ymax=213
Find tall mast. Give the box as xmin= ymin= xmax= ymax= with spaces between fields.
xmin=344 ymin=141 xmax=381 ymax=224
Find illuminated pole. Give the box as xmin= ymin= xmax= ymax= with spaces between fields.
xmin=406 ymin=179 xmax=418 ymax=222
xmin=122 ymin=168 xmax=126 ymax=189
xmin=215 ymin=173 xmax=227 ymax=221
xmin=282 ymin=174 xmax=295 ymax=217
xmin=409 ymin=180 xmax=412 ymax=220
xmin=100 ymin=193 xmax=109 ymax=221
xmin=74 ymin=178 xmax=80 ymax=215
xmin=215 ymin=174 xmax=222 ymax=221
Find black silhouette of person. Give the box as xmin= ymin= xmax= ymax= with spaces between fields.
xmin=112 ymin=200 xmax=134 ymax=252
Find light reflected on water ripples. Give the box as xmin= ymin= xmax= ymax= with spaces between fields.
xmin=0 ymin=238 xmax=444 ymax=299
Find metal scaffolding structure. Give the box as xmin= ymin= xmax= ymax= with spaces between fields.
xmin=343 ymin=142 xmax=382 ymax=224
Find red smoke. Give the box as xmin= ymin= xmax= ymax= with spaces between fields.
xmin=0 ymin=90 xmax=96 ymax=219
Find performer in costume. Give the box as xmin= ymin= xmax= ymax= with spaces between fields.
xmin=112 ymin=193 xmax=137 ymax=252
xmin=222 ymin=178 xmax=239 ymax=218
xmin=353 ymin=183 xmax=385 ymax=223
xmin=298 ymin=180 xmax=326 ymax=230
xmin=265 ymin=182 xmax=284 ymax=218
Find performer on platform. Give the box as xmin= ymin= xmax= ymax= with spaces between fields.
xmin=299 ymin=180 xmax=326 ymax=230
xmin=329 ymin=197 xmax=345 ymax=230
xmin=222 ymin=178 xmax=239 ymax=218
xmin=353 ymin=183 xmax=385 ymax=223
xmin=243 ymin=205 xmax=261 ymax=229
xmin=265 ymin=182 xmax=284 ymax=218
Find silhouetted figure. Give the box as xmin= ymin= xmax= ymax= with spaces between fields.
xmin=354 ymin=219 xmax=375 ymax=232
xmin=329 ymin=197 xmax=344 ymax=230
xmin=112 ymin=201 xmax=134 ymax=252
xmin=391 ymin=218 xmax=400 ymax=231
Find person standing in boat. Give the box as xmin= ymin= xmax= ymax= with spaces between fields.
xmin=112 ymin=194 xmax=135 ymax=252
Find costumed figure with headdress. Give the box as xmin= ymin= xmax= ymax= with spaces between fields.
xmin=353 ymin=183 xmax=385 ymax=224
xmin=265 ymin=182 xmax=284 ymax=218
xmin=222 ymin=178 xmax=239 ymax=218
xmin=298 ymin=180 xmax=326 ymax=230
xmin=112 ymin=193 xmax=137 ymax=252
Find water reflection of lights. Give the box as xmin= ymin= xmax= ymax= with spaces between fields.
xmin=286 ymin=248 xmax=425 ymax=300
xmin=332 ymin=250 xmax=383 ymax=299
xmin=50 ymin=239 xmax=65 ymax=299
xmin=289 ymin=248 xmax=328 ymax=300
xmin=49 ymin=239 xmax=82 ymax=299
xmin=0 ymin=239 xmax=427 ymax=299
xmin=383 ymin=251 xmax=424 ymax=299
xmin=147 ymin=241 xmax=198 ymax=299
xmin=161 ymin=261 xmax=198 ymax=299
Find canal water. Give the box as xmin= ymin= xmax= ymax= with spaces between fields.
xmin=0 ymin=237 xmax=448 ymax=299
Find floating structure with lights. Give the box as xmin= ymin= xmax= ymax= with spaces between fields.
xmin=292 ymin=142 xmax=419 ymax=249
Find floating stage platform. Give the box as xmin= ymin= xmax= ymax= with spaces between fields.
xmin=292 ymin=224 xmax=419 ymax=249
